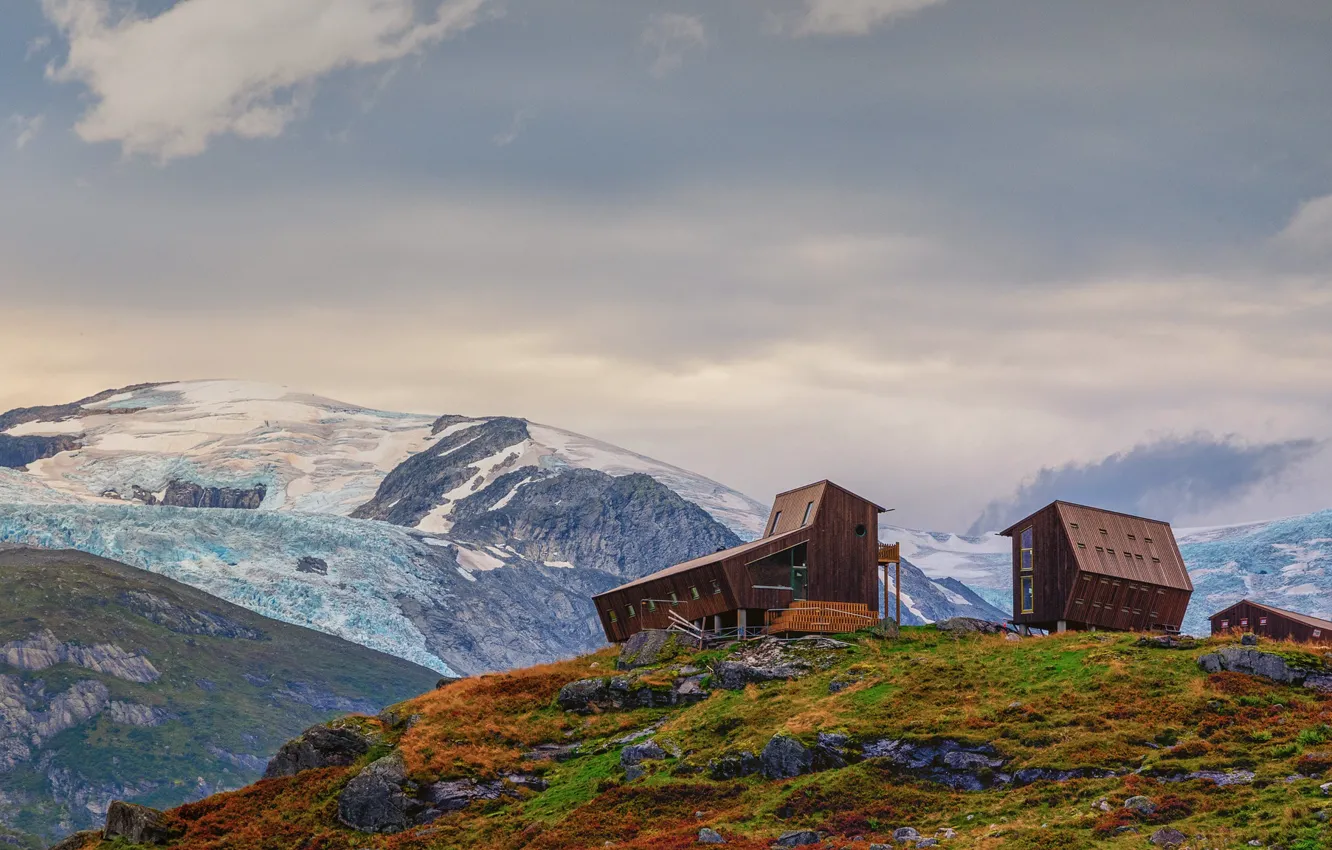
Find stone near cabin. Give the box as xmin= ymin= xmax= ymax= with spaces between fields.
xmin=698 ymin=827 xmax=727 ymax=844
xmin=557 ymin=678 xmax=611 ymax=711
xmin=621 ymin=740 xmax=668 ymax=767
xmin=708 ymin=751 xmax=762 ymax=780
xmin=103 ymin=801 xmax=179 ymax=845
xmin=935 ymin=618 xmax=1005 ymax=636
xmin=1241 ymin=633 xmax=1259 ymax=646
xmin=893 ymin=826 xmax=922 ymax=842
xmin=618 ymin=630 xmax=682 ymax=670
xmin=337 ymin=752 xmax=414 ymax=834
xmin=264 ymin=724 xmax=373 ymax=778
xmin=1136 ymin=635 xmax=1196 ymax=650
xmin=772 ymin=830 xmax=821 ymax=847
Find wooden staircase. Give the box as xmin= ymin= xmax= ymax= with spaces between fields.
xmin=764 ymin=601 xmax=877 ymax=636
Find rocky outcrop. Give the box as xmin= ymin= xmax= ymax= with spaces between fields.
xmin=264 ymin=724 xmax=375 ymax=779
xmin=338 ymin=753 xmax=414 ymax=834
xmin=935 ymin=617 xmax=1006 ymax=635
xmin=862 ymin=738 xmax=1007 ymax=790
xmin=273 ymin=682 xmax=379 ymax=714
xmin=618 ymin=630 xmax=684 ymax=671
xmin=296 ymin=556 xmax=328 ymax=576
xmin=557 ymin=672 xmax=711 ymax=713
xmin=106 ymin=702 xmax=174 ymax=728
xmin=47 ymin=830 xmax=101 ymax=850
xmin=1136 ymin=635 xmax=1197 ymax=650
xmin=1150 ymin=827 xmax=1187 ymax=847
xmin=103 ymin=801 xmax=178 ymax=845
xmin=761 ymin=736 xmax=813 ymax=780
xmin=156 ymin=480 xmax=267 ymax=510
xmin=0 ymin=435 xmax=81 ymax=469
xmin=0 ymin=383 xmax=157 ymax=433
xmin=1197 ymin=647 xmax=1332 ymax=691
xmin=714 ymin=637 xmax=850 ymax=691
xmin=709 ymin=751 xmax=762 ymax=780
xmin=0 ymin=675 xmax=112 ymax=769
xmin=119 ymin=591 xmax=267 ymax=640
xmin=772 ymin=830 xmax=821 ymax=847
xmin=0 ymin=630 xmax=160 ymax=683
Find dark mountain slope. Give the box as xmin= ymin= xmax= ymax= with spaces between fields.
xmin=0 ymin=546 xmax=439 ymax=846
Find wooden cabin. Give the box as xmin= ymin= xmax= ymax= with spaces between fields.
xmin=999 ymin=501 xmax=1192 ymax=634
xmin=1210 ymin=600 xmax=1332 ymax=644
xmin=592 ymin=481 xmax=886 ymax=642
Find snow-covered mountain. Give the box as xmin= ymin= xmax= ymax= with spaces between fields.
xmin=0 ymin=380 xmax=1012 ymax=674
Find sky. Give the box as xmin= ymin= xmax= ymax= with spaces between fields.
xmin=2 ymin=0 xmax=1331 ymax=532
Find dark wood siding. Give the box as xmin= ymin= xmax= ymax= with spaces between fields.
xmin=1210 ymin=601 xmax=1332 ymax=645
xmin=1010 ymin=503 xmax=1079 ymax=628
xmin=807 ymin=484 xmax=879 ymax=607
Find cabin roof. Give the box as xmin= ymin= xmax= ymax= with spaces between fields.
xmin=593 ymin=527 xmax=809 ymax=597
xmin=999 ymin=500 xmax=1192 ymax=592
xmin=1210 ymin=599 xmax=1332 ymax=631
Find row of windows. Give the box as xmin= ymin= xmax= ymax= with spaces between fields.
xmin=1068 ymin=521 xmax=1153 ymax=545
xmin=1221 ymin=616 xmax=1289 ymax=630
xmin=607 ymin=580 xmax=722 ymax=623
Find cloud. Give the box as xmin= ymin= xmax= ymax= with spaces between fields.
xmin=39 ymin=0 xmax=488 ymax=161
xmin=967 ymin=434 xmax=1326 ymax=534
xmin=25 ymin=36 xmax=52 ymax=61
xmin=785 ymin=0 xmax=946 ymax=37
xmin=1273 ymin=194 xmax=1332 ymax=261
xmin=10 ymin=114 xmax=46 ymax=150
xmin=643 ymin=13 xmax=706 ymax=78
xmin=492 ymin=109 xmax=528 ymax=147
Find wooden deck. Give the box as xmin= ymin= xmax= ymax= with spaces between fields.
xmin=764 ymin=601 xmax=878 ymax=636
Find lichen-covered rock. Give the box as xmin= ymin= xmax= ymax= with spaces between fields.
xmin=708 ymin=751 xmax=761 ymax=780
xmin=1197 ymin=647 xmax=1326 ymax=688
xmin=1135 ymin=635 xmax=1196 ymax=650
xmin=1123 ymin=795 xmax=1157 ymax=817
xmin=264 ymin=724 xmax=373 ymax=779
xmin=862 ymin=738 xmax=1007 ymax=790
xmin=557 ymin=678 xmax=612 ymax=712
xmin=103 ymin=801 xmax=178 ymax=845
xmin=812 ymin=732 xmax=854 ymax=771
xmin=893 ymin=827 xmax=922 ymax=842
xmin=772 ymin=830 xmax=821 ymax=847
xmin=1150 ymin=827 xmax=1187 ymax=847
xmin=422 ymin=778 xmax=506 ymax=813
xmin=337 ymin=753 xmax=413 ymax=834
xmin=622 ymin=740 xmax=668 ymax=767
xmin=698 ymin=826 xmax=727 ymax=844
xmin=761 ymin=735 xmax=813 ymax=780
xmin=618 ymin=630 xmax=683 ymax=670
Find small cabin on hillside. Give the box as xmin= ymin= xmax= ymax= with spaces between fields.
xmin=592 ymin=481 xmax=887 ymax=643
xmin=1210 ymin=600 xmax=1332 ymax=645
xmin=999 ymin=501 xmax=1192 ymax=634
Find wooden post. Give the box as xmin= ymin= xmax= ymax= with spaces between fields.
xmin=895 ymin=559 xmax=901 ymax=627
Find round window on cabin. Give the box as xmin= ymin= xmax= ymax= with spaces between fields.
xmin=855 ymin=524 xmax=867 ymax=537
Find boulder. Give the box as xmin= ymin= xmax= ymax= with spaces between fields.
xmin=557 ymin=678 xmax=612 ymax=712
xmin=708 ymin=751 xmax=762 ymax=780
xmin=862 ymin=738 xmax=1007 ymax=790
xmin=936 ymin=827 xmax=957 ymax=839
xmin=761 ymin=735 xmax=813 ymax=780
xmin=103 ymin=801 xmax=179 ymax=845
xmin=1150 ymin=827 xmax=1187 ymax=847
xmin=1241 ymin=633 xmax=1259 ymax=646
xmin=625 ymin=764 xmax=646 ymax=781
xmin=264 ymin=724 xmax=374 ymax=778
xmin=772 ymin=830 xmax=821 ymax=847
xmin=1197 ymin=648 xmax=1307 ymax=685
xmin=435 ymin=675 xmax=464 ymax=690
xmin=893 ymin=826 xmax=922 ymax=842
xmin=714 ymin=660 xmax=807 ymax=691
xmin=422 ymin=778 xmax=506 ymax=813
xmin=936 ymin=618 xmax=1005 ymax=636
xmin=1123 ymin=795 xmax=1157 ymax=817
xmin=524 ymin=743 xmax=581 ymax=762
xmin=618 ymin=630 xmax=682 ymax=670
xmin=621 ymin=740 xmax=668 ymax=767
xmin=698 ymin=827 xmax=728 ymax=844
xmin=812 ymin=732 xmax=854 ymax=771
xmin=714 ymin=637 xmax=848 ymax=691
xmin=337 ymin=752 xmax=413 ymax=834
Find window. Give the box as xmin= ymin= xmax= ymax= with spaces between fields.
xmin=1220 ymin=619 xmax=1228 ymax=629
xmin=1070 ymin=522 xmax=1079 ymax=529
xmin=1144 ymin=537 xmax=1153 ymax=544
xmin=1020 ymin=576 xmax=1034 ymax=614
xmin=801 ymin=501 xmax=815 ymax=526
xmin=690 ymin=586 xmax=700 ymax=600
xmin=1150 ymin=611 xmax=1158 ymax=618
xmin=1259 ymin=617 xmax=1268 ymax=626
xmin=647 ymin=600 xmax=657 ymax=612
xmin=1127 ymin=533 xmax=1136 ymax=541
xmin=669 ymin=591 xmax=679 ymax=606
xmin=1316 ymin=629 xmax=1323 ymax=638
xmin=1020 ymin=527 xmax=1033 ymax=573
xmin=1125 ymin=552 xmax=1133 ymax=561
xmin=1107 ymin=548 xmax=1115 ymax=555
xmin=626 ymin=604 xmax=636 ymax=619
xmin=609 ymin=610 xmax=618 ymax=623
xmin=855 ymin=523 xmax=868 ymax=537
xmin=1096 ymin=546 xmax=1104 ymax=553
xmin=1152 ymin=557 xmax=1161 ymax=564
xmin=1074 ymin=598 xmax=1085 ymax=605
xmin=769 ymin=511 xmax=782 ymax=536
xmin=1240 ymin=618 xmax=1248 ymax=627
xmin=1135 ymin=554 xmax=1144 ymax=561
xmin=711 ymin=579 xmax=722 ymax=595
xmin=1077 ymin=542 xmax=1086 ymax=549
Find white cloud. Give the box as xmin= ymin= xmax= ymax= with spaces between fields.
xmin=643 ymin=13 xmax=707 ymax=78
xmin=40 ymin=0 xmax=489 ymax=161
xmin=11 ymin=114 xmax=46 ymax=150
xmin=787 ymin=0 xmax=946 ymax=37
xmin=25 ymin=35 xmax=52 ymax=61
xmin=1274 ymin=194 xmax=1332 ymax=260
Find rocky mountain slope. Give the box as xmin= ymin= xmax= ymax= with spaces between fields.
xmin=57 ymin=625 xmax=1332 ymax=850
xmin=0 ymin=546 xmax=439 ymax=848
xmin=0 ymin=381 xmax=1006 ymax=676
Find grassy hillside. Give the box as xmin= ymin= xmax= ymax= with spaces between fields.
xmin=0 ymin=547 xmax=440 ymax=846
xmin=55 ymin=625 xmax=1332 ymax=850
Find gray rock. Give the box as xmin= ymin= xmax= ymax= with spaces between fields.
xmin=103 ymin=801 xmax=178 ymax=845
xmin=619 ymin=630 xmax=682 ymax=670
xmin=1196 ymin=648 xmax=1310 ymax=685
xmin=772 ymin=830 xmax=821 ymax=847
xmin=337 ymin=752 xmax=413 ymax=834
xmin=916 ymin=841 xmax=938 ymax=848
xmin=698 ymin=827 xmax=727 ymax=844
xmin=935 ymin=828 xmax=957 ymax=839
xmin=1123 ymin=795 xmax=1157 ymax=817
xmin=264 ymin=724 xmax=374 ymax=779
xmin=894 ymin=827 xmax=922 ymax=842
xmin=813 ymin=732 xmax=853 ymax=770
xmin=1150 ymin=827 xmax=1187 ymax=847
xmin=1241 ymin=633 xmax=1258 ymax=646
xmin=621 ymin=740 xmax=668 ymax=767
xmin=625 ymin=764 xmax=646 ymax=781
xmin=422 ymin=778 xmax=507 ymax=813
xmin=714 ymin=660 xmax=808 ymax=690
xmin=46 ymin=830 xmax=102 ymax=850
xmin=935 ymin=618 xmax=1005 ymax=635
xmin=558 ymin=678 xmax=611 ymax=712
xmin=708 ymin=751 xmax=762 ymax=780
xmin=296 ymin=556 xmax=328 ymax=575
xmin=761 ymin=735 xmax=813 ymax=780
xmin=119 ymin=590 xmax=267 ymax=640
xmin=524 ymin=743 xmax=581 ymax=762
xmin=1136 ymin=635 xmax=1196 ymax=649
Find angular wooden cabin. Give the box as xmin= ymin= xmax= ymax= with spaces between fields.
xmin=593 ymin=481 xmax=886 ymax=643
xmin=1210 ymin=600 xmax=1332 ymax=644
xmin=999 ymin=501 xmax=1192 ymax=634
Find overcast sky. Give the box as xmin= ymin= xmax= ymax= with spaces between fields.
xmin=2 ymin=0 xmax=1331 ymax=531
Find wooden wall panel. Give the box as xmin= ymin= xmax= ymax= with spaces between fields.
xmin=1209 ymin=601 xmax=1332 ymax=645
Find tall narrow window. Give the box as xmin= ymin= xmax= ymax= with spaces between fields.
xmin=647 ymin=600 xmax=657 ymax=612
xmin=669 ymin=591 xmax=679 ymax=606
xmin=711 ymin=579 xmax=722 ymax=595
xmin=626 ymin=604 xmax=636 ymax=619
xmin=690 ymin=586 xmax=700 ymax=600
xmin=769 ymin=511 xmax=783 ymax=536
xmin=609 ymin=610 xmax=618 ymax=623
xmin=801 ymin=500 xmax=815 ymax=526
xmin=1020 ymin=576 xmax=1034 ymax=614
xmin=1020 ymin=527 xmax=1034 ymax=573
